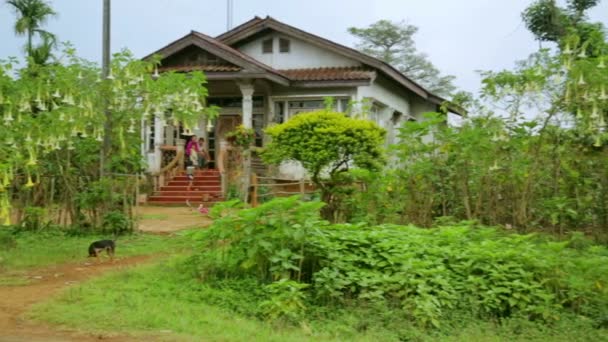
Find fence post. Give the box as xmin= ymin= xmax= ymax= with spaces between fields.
xmin=299 ymin=178 xmax=305 ymax=197
xmin=251 ymin=173 xmax=258 ymax=207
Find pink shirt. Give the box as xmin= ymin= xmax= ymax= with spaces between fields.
xmin=186 ymin=140 xmax=200 ymax=156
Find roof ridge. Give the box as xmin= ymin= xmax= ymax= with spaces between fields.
xmin=217 ymin=16 xmax=445 ymax=101
xmin=190 ymin=31 xmax=288 ymax=78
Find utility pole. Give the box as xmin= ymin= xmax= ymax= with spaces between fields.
xmin=101 ymin=0 xmax=111 ymax=177
xmin=227 ymin=0 xmax=233 ymax=31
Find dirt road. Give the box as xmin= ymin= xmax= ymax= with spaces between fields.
xmin=0 ymin=256 xmax=157 ymax=342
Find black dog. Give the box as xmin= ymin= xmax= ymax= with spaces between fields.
xmin=88 ymin=240 xmax=115 ymax=262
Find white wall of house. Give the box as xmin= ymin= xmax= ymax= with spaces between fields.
xmin=237 ymin=33 xmax=361 ymax=69
xmin=355 ymin=76 xmax=414 ymax=146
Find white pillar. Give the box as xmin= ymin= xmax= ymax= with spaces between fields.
xmin=152 ymin=115 xmax=164 ymax=173
xmin=237 ymin=80 xmax=254 ymax=203
xmin=239 ymin=81 xmax=254 ymax=128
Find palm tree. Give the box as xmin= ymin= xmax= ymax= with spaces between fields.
xmin=29 ymin=30 xmax=56 ymax=65
xmin=6 ymin=0 xmax=57 ymax=58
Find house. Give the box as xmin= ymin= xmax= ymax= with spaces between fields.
xmin=142 ymin=16 xmax=459 ymax=180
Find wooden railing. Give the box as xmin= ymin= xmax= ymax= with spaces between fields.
xmin=151 ymin=147 xmax=184 ymax=192
xmin=249 ymin=174 xmax=316 ymax=207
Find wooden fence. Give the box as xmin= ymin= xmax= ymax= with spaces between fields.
xmin=249 ymin=174 xmax=316 ymax=207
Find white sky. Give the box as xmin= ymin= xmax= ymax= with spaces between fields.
xmin=1 ymin=0 xmax=607 ymax=95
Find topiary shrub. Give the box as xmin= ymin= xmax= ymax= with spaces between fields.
xmin=263 ymin=110 xmax=385 ymax=221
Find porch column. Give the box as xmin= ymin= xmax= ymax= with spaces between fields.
xmin=199 ymin=116 xmax=209 ymax=148
xmin=239 ymin=81 xmax=254 ymax=128
xmin=238 ymin=80 xmax=254 ymax=203
xmin=152 ymin=115 xmax=164 ymax=173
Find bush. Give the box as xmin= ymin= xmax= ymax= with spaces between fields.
xmin=101 ymin=211 xmax=133 ymax=236
xmin=0 ymin=228 xmax=17 ymax=249
xmin=263 ymin=110 xmax=385 ymax=221
xmin=191 ymin=197 xmax=608 ymax=328
xmin=18 ymin=206 xmax=51 ymax=232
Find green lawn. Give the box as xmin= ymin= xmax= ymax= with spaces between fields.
xmin=29 ymin=256 xmax=608 ymax=342
xmin=0 ymin=229 xmax=193 ymax=272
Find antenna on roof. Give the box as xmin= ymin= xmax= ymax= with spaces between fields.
xmin=226 ymin=0 xmax=234 ymax=30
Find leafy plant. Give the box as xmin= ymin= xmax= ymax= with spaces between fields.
xmin=263 ymin=110 xmax=385 ymax=221
xmin=101 ymin=210 xmax=132 ymax=236
xmin=18 ymin=206 xmax=50 ymax=231
xmin=259 ymin=279 xmax=309 ymax=323
xmin=191 ymin=198 xmax=608 ymax=328
xmin=225 ymin=125 xmax=255 ymax=149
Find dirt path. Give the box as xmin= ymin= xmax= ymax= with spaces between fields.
xmin=136 ymin=206 xmax=212 ymax=234
xmin=0 ymin=255 xmax=159 ymax=342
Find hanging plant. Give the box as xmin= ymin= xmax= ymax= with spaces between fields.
xmin=225 ymin=124 xmax=256 ymax=149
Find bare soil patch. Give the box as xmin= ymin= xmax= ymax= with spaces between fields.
xmin=136 ymin=206 xmax=212 ymax=234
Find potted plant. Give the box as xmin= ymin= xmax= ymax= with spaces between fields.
xmin=225 ymin=125 xmax=256 ymax=149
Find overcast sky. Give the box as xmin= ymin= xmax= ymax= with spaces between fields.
xmin=1 ymin=0 xmax=607 ymax=95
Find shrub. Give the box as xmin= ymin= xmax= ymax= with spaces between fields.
xmin=18 ymin=206 xmax=51 ymax=232
xmin=263 ymin=110 xmax=385 ymax=221
xmin=101 ymin=211 xmax=133 ymax=236
xmin=191 ymin=197 xmax=608 ymax=328
xmin=0 ymin=228 xmax=17 ymax=249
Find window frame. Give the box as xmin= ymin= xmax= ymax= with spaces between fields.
xmin=279 ymin=38 xmax=290 ymax=53
xmin=262 ymin=38 xmax=273 ymax=54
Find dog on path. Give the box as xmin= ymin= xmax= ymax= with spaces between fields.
xmin=87 ymin=240 xmax=115 ymax=262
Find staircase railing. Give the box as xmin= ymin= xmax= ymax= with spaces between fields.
xmin=152 ymin=145 xmax=184 ymax=192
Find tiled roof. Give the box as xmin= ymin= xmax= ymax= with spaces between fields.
xmin=279 ymin=67 xmax=374 ymax=81
xmin=159 ymin=65 xmax=241 ymax=72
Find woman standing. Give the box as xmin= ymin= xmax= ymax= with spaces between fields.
xmin=185 ymin=135 xmax=202 ymax=169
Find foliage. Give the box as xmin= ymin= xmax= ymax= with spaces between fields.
xmin=263 ymin=110 xmax=385 ymax=220
xmin=192 ymin=197 xmax=325 ymax=282
xmin=191 ymin=197 xmax=608 ymax=329
xmin=348 ymin=20 xmax=456 ymax=96
xmin=225 ymin=124 xmax=255 ymax=149
xmin=349 ymin=112 xmax=608 ymax=237
xmin=522 ymin=0 xmax=605 ymax=51
xmin=260 ymin=279 xmax=309 ymax=322
xmin=18 ymin=205 xmax=50 ymax=231
xmin=101 ymin=210 xmax=132 ymax=236
xmin=6 ymin=0 xmax=57 ymax=64
xmin=0 ymin=47 xmax=216 ymax=227
xmin=0 ymin=228 xmax=192 ymax=271
xmin=32 ymin=254 xmax=608 ymax=341
xmin=344 ymin=22 xmax=607 ymax=234
xmin=0 ymin=229 xmax=17 ymax=249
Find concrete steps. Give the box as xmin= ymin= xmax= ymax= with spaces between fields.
xmin=147 ymin=169 xmax=224 ymax=206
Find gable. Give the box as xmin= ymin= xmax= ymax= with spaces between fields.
xmin=234 ymin=31 xmax=361 ymax=70
xmin=160 ymin=45 xmax=241 ymax=71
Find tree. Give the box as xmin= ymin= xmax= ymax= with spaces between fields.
xmin=522 ymin=0 xmax=606 ymax=56
xmin=6 ymin=0 xmax=57 ymax=63
xmin=263 ymin=110 xmax=385 ymax=220
xmin=349 ymin=20 xmax=456 ymax=96
xmin=0 ymin=47 xmax=217 ymax=227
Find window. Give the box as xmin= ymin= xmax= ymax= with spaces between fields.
xmin=262 ymin=39 xmax=273 ymax=54
xmin=288 ymin=100 xmax=325 ymax=117
xmin=147 ymin=118 xmax=155 ymax=151
xmin=279 ymin=38 xmax=290 ymax=53
xmin=391 ymin=111 xmax=403 ymax=125
xmin=338 ymin=99 xmax=351 ymax=113
xmin=274 ymin=102 xmax=285 ymax=124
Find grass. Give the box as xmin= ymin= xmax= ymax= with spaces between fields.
xmin=0 ymin=228 xmax=194 ymax=272
xmin=138 ymin=213 xmax=169 ymax=220
xmin=30 ymin=257 xmax=334 ymax=342
xmin=29 ymin=256 xmax=608 ymax=342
